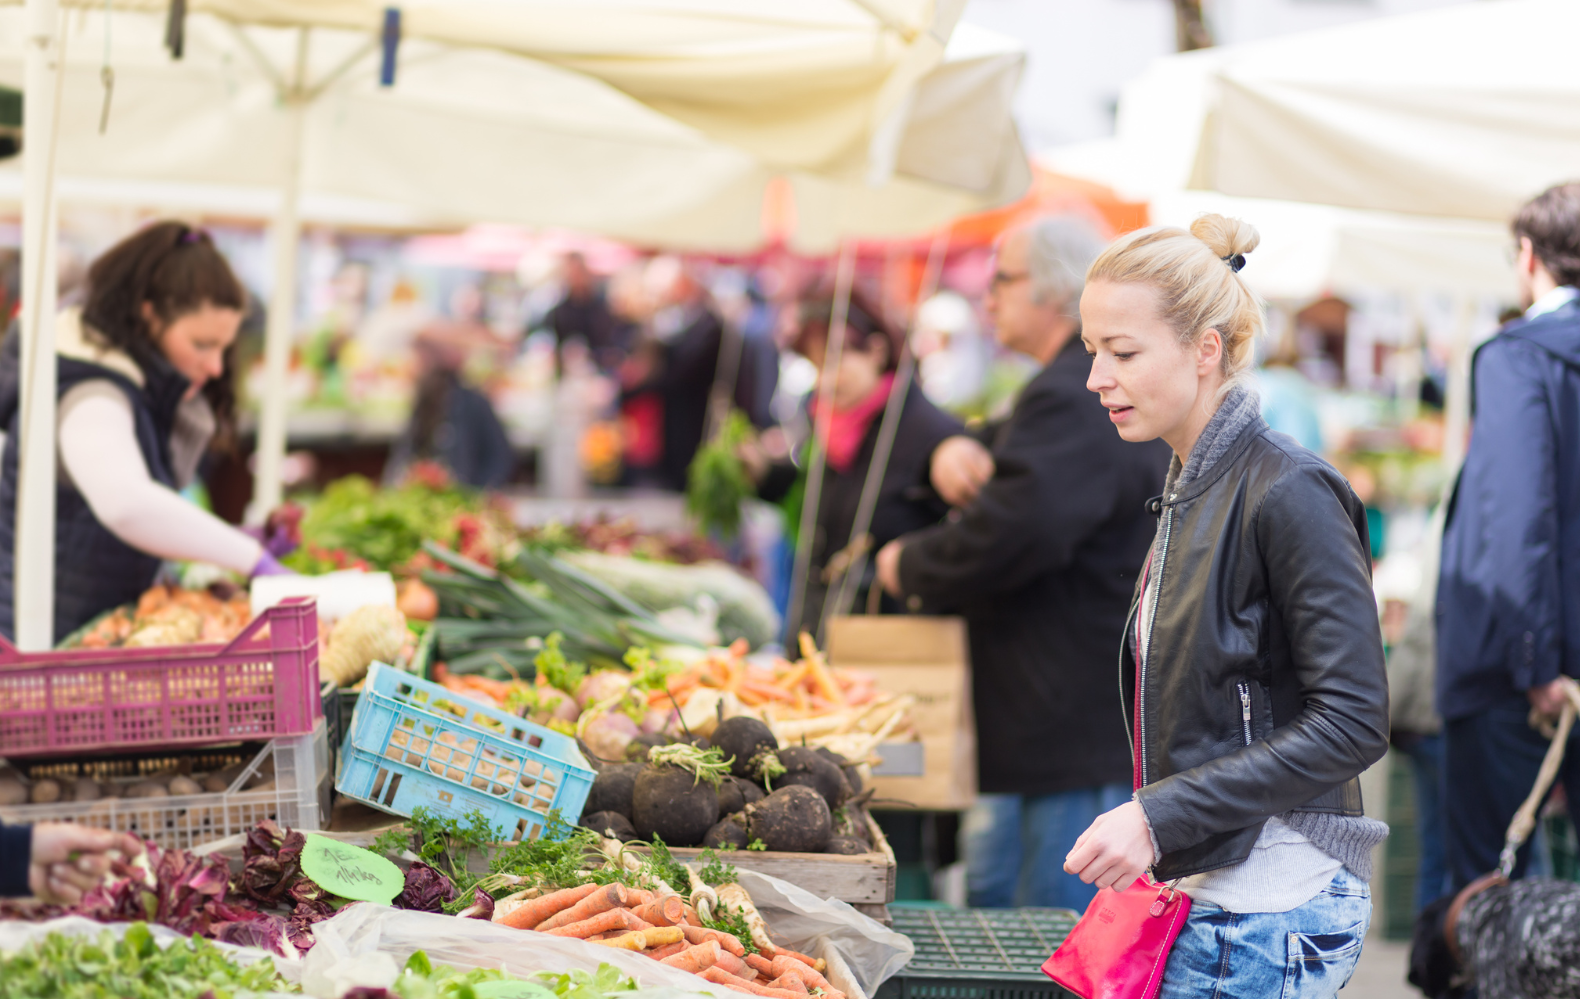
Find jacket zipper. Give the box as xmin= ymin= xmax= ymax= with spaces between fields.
xmin=1138 ymin=507 xmax=1172 ymax=787
xmin=1237 ymin=681 xmax=1253 ymax=746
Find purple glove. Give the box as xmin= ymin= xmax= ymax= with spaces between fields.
xmin=250 ymin=551 xmax=296 ymax=578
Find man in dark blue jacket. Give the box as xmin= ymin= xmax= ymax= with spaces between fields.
xmin=1438 ymin=182 xmax=1580 ymax=889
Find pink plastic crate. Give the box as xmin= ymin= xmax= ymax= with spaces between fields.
xmin=0 ymin=597 xmax=321 ymax=758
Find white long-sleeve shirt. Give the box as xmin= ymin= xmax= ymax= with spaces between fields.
xmin=56 ymin=380 xmax=261 ymax=573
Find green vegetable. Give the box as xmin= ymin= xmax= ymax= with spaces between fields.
xmin=537 ymin=633 xmax=588 ymax=695
xmin=0 ymin=922 xmax=291 ymax=998
xmin=391 ymin=952 xmax=639 ymax=999
xmin=424 ymin=544 xmax=702 ymax=676
xmin=696 ymin=847 xmax=739 ymax=887
xmin=748 ymin=838 xmax=768 ymax=852
xmin=285 ymin=475 xmax=490 ymax=573
xmin=700 ymin=906 xmax=759 ymax=957
xmin=644 ymin=837 xmax=692 ymax=896
xmin=686 ymin=411 xmax=754 ymax=538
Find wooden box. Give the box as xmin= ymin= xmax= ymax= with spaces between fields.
xmin=827 ymin=616 xmax=976 ymax=812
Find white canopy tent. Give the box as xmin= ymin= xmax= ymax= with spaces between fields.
xmin=5 ymin=0 xmax=1029 ymax=649
xmin=1115 ymin=0 xmax=1580 ymax=221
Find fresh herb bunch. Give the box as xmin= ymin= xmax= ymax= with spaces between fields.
xmin=284 ymin=475 xmax=492 ymax=573
xmin=0 ymin=923 xmax=289 ymax=999
xmin=686 ymin=411 xmax=755 ymax=538
xmin=701 ymin=907 xmax=760 ymax=956
xmin=488 ymin=816 xmax=617 ymax=893
xmin=644 ymin=838 xmax=693 ymax=896
xmin=537 ymin=632 xmax=588 ymax=695
xmin=396 ymin=808 xmax=500 ymax=910
xmin=695 ymin=847 xmax=739 ymax=887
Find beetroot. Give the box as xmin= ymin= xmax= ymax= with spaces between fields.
xmin=746 ymin=785 xmax=831 ymax=853
xmin=703 ymin=813 xmax=751 ymax=850
xmin=713 ymin=716 xmax=779 ymax=780
xmin=632 ymin=763 xmax=720 ymax=846
xmin=584 ymin=762 xmax=643 ymax=819
xmin=770 ymin=746 xmax=851 ymax=810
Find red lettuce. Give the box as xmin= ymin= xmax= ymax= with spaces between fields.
xmin=391 ymin=862 xmax=458 ymax=913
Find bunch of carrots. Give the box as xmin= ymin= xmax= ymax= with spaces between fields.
xmin=490 ymin=881 xmax=841 ymax=999
xmin=647 ymin=637 xmax=880 ymax=717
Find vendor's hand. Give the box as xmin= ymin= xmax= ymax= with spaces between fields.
xmin=250 ymin=551 xmax=296 ymax=579
xmin=876 ymin=540 xmax=904 ymax=598
xmin=1529 ymin=676 xmax=1576 ymax=719
xmin=28 ymin=823 xmax=143 ymax=905
xmin=1064 ymin=801 xmax=1156 ymax=893
xmin=930 ymin=436 xmax=994 ymax=508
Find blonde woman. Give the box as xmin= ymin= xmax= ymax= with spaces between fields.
xmin=1063 ymin=216 xmax=1389 ymax=997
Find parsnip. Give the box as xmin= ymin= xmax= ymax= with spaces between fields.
xmin=717 ymin=881 xmax=776 ymax=955
xmin=320 ymin=605 xmax=407 ymax=687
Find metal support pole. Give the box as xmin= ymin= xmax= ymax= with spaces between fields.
xmin=15 ymin=0 xmax=63 ymax=650
xmin=784 ymin=242 xmax=856 ymax=642
xmin=247 ymin=27 xmax=309 ymax=524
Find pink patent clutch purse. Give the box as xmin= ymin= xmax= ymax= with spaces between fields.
xmin=1041 ymin=879 xmax=1191 ymax=999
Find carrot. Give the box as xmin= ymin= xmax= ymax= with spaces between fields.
xmin=594 ymin=930 xmax=651 ymax=951
xmin=769 ymin=972 xmax=809 ymax=995
xmin=648 ymin=941 xmax=688 ymax=960
xmin=633 ymin=895 xmax=687 ymax=927
xmin=771 ymin=953 xmax=831 ymax=979
xmin=713 ymin=948 xmax=749 ymax=978
xmin=680 ymin=924 xmax=747 ymax=958
xmin=681 ymin=903 xmax=702 ymax=926
xmin=742 ymin=682 xmax=794 ymax=703
xmin=594 ymin=926 xmax=683 ymax=951
xmin=701 ymin=967 xmax=807 ymax=999
xmin=545 ymin=907 xmax=654 ymax=939
xmin=660 ymin=940 xmax=723 ymax=974
xmin=536 ymin=883 xmax=631 ymax=931
xmin=495 ymin=882 xmax=601 ymax=930
xmin=744 ymin=953 xmax=775 ymax=977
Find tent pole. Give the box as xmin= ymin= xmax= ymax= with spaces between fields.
xmin=15 ymin=0 xmax=63 ymax=650
xmin=1441 ymin=294 xmax=1476 ymax=476
xmin=817 ymin=227 xmax=950 ymax=641
xmin=784 ymin=241 xmax=856 ymax=643
xmin=248 ymin=27 xmax=310 ymax=525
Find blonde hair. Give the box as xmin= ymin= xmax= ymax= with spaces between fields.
xmin=1086 ymin=214 xmax=1265 ymax=380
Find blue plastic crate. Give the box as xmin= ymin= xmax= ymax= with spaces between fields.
xmin=337 ymin=663 xmax=593 ymax=841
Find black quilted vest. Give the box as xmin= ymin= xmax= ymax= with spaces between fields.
xmin=0 ymin=326 xmax=188 ymax=643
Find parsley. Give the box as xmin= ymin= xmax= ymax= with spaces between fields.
xmin=644 ymin=837 xmax=693 ymax=896
xmin=696 ymin=847 xmax=739 ymax=887
xmin=701 ymin=907 xmax=759 ymax=956
xmin=536 ymin=632 xmax=588 ymax=695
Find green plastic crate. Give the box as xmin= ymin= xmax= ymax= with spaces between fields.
xmin=879 ymin=907 xmax=1078 ymax=999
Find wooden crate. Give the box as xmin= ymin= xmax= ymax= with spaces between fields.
xmin=828 ymin=616 xmax=976 ymax=812
xmin=661 ymin=807 xmax=897 ymax=906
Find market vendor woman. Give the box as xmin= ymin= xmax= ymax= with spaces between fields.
xmin=0 ymin=222 xmax=285 ymax=643
xmin=746 ymin=288 xmax=961 ymax=634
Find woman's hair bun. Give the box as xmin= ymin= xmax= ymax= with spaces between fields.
xmin=1189 ymin=214 xmax=1260 ymax=263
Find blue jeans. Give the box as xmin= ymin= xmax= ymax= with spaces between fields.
xmin=964 ymin=784 xmax=1130 ymax=910
xmin=1397 ymin=732 xmax=1453 ymax=911
xmin=1157 ymin=868 xmax=1372 ymax=999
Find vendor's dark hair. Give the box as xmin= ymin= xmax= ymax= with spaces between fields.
xmin=1513 ymin=182 xmax=1580 ymax=288
xmin=790 ymin=287 xmax=901 ymax=373
xmin=81 ymin=221 xmax=248 ymax=451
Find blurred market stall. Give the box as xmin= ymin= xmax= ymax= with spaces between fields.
xmin=0 ymin=0 xmax=1031 ymax=648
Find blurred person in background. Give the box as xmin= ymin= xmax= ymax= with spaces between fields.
xmin=623 ymin=257 xmax=773 ymax=491
xmin=386 ymin=321 xmax=514 ymax=490
xmin=1437 ymin=182 xmax=1580 ymax=889
xmin=913 ymin=290 xmax=989 ymax=413
xmin=745 ymin=288 xmax=960 ymax=634
xmin=874 ymin=216 xmax=1170 ymax=910
xmin=545 ymin=252 xmax=623 ymax=373
xmin=0 ymin=222 xmax=286 ymax=645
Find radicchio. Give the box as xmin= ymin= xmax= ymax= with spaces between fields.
xmin=391 ymin=861 xmax=458 ymax=913
xmin=237 ymin=818 xmax=307 ymax=905
xmin=77 ymin=842 xmax=229 ymax=934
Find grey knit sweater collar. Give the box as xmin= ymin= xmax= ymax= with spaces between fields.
xmin=1163 ymin=383 xmax=1263 ymax=498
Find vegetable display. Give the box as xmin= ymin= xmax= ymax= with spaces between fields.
xmin=0 ymin=922 xmax=289 ymax=999
xmin=65 ymin=584 xmax=253 ymax=649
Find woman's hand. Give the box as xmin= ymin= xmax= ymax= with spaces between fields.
xmin=1064 ymin=801 xmax=1156 ymax=892
xmin=29 ymin=823 xmax=143 ymax=905
xmin=876 ymin=540 xmax=905 ymax=597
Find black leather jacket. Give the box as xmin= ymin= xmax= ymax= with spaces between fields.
xmin=1125 ymin=418 xmax=1389 ymax=880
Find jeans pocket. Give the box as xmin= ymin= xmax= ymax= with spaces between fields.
xmin=1281 ymin=922 xmax=1366 ymax=999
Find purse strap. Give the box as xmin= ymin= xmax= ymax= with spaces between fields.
xmin=1498 ymin=676 xmax=1580 ymax=876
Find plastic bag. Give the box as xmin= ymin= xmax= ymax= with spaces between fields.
xmin=736 ymin=869 xmax=914 ymax=995
xmin=0 ymin=915 xmax=300 ymax=998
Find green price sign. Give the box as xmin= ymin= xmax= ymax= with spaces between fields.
xmin=300 ymin=833 xmax=405 ymax=904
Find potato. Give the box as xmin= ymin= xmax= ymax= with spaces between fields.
xmin=72 ymin=778 xmax=101 ymax=802
xmin=29 ymin=779 xmax=62 ymax=804
xmin=0 ymin=778 xmax=27 ymax=806
xmin=127 ymin=780 xmax=169 ymax=799
xmin=202 ymin=773 xmax=230 ymax=794
xmin=168 ymin=776 xmax=202 ymax=797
